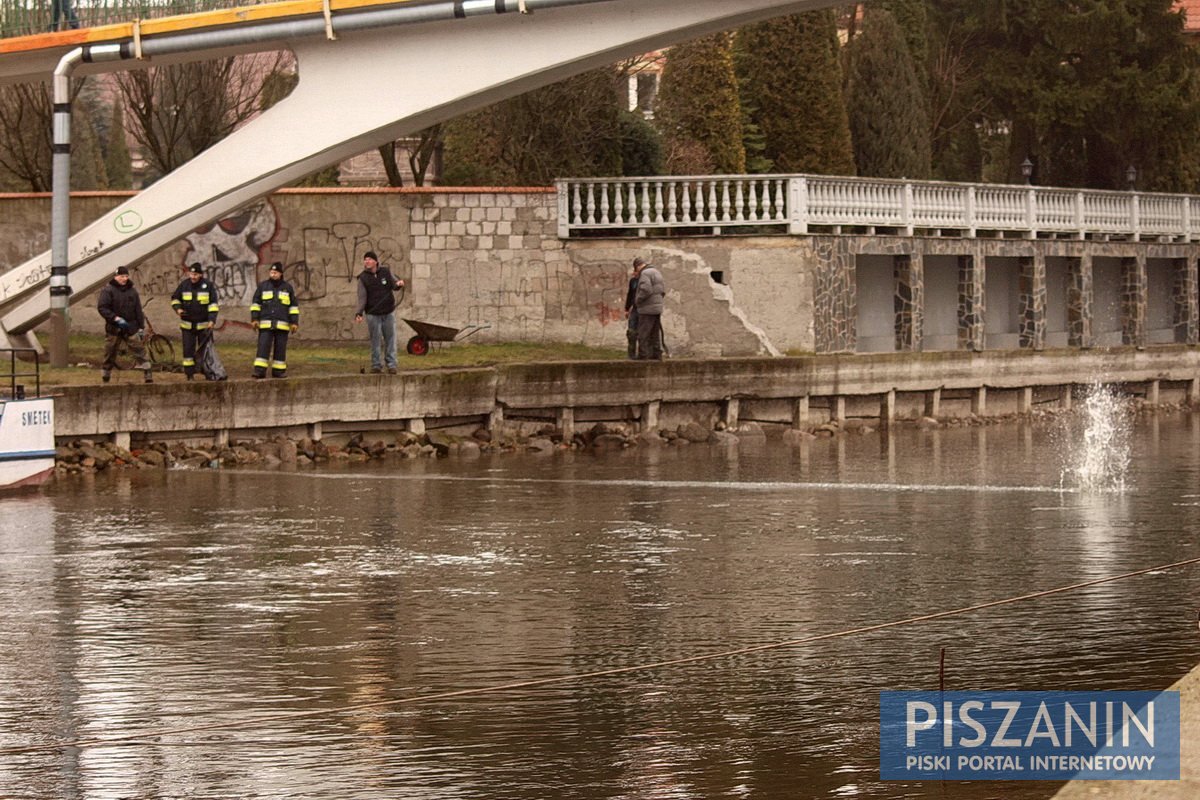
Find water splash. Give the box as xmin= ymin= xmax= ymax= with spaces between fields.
xmin=1061 ymin=383 xmax=1132 ymax=492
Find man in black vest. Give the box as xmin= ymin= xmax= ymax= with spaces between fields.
xmin=354 ymin=251 xmax=405 ymax=374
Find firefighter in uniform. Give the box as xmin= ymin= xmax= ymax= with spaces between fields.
xmin=170 ymin=263 xmax=219 ymax=381
xmin=250 ymin=261 xmax=299 ymax=378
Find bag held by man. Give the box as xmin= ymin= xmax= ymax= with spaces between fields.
xmin=197 ymin=331 xmax=227 ymax=381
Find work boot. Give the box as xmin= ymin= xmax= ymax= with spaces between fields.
xmin=101 ymin=369 xmax=111 ymax=384
xmin=143 ymin=370 xmax=153 ymax=384
xmin=185 ymin=372 xmax=195 ymax=382
xmin=370 ymin=366 xmax=383 ymax=374
xmin=387 ymin=367 xmax=397 ymax=375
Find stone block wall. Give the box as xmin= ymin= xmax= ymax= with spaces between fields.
xmin=0 ymin=189 xmax=783 ymax=357
xmin=1 ymin=190 xmax=1197 ymax=359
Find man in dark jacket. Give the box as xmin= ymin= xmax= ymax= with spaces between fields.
xmin=170 ymin=263 xmax=220 ymax=381
xmin=96 ymin=266 xmax=152 ymax=384
xmin=634 ymin=260 xmax=666 ymax=360
xmin=624 ymin=258 xmax=644 ymax=360
xmin=250 ymin=262 xmax=299 ymax=378
xmin=354 ymin=250 xmax=405 ymax=373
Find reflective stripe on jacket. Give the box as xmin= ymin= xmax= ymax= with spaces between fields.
xmin=250 ymin=278 xmax=300 ymax=330
xmin=171 ymin=277 xmax=219 ymax=329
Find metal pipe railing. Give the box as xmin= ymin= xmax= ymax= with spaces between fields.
xmin=2 ymin=348 xmax=42 ymax=400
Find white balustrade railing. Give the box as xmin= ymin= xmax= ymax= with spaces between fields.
xmin=556 ymin=174 xmax=1200 ymax=242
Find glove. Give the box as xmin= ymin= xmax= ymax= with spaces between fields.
xmin=114 ymin=317 xmax=131 ymax=331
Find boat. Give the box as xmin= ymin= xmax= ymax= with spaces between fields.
xmin=0 ymin=349 xmax=54 ymax=490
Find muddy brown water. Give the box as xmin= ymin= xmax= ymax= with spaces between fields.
xmin=2 ymin=413 xmax=1198 ymax=799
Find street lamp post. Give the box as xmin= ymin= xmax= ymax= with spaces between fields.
xmin=1021 ymin=158 xmax=1034 ymax=185
xmin=1126 ymin=165 xmax=1138 ymax=191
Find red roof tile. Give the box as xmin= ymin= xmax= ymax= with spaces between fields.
xmin=1180 ymin=0 xmax=1200 ymax=33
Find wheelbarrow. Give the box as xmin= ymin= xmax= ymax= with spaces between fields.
xmin=402 ymin=319 xmax=490 ymax=356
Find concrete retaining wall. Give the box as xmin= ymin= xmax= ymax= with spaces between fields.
xmin=1 ymin=190 xmax=1198 ymax=358
xmin=51 ymin=348 xmax=1200 ymax=445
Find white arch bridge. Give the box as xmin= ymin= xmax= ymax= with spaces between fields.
xmin=0 ymin=0 xmax=833 ymax=350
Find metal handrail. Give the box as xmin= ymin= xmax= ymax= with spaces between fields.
xmin=0 ymin=1 xmax=242 ymax=40
xmin=1 ymin=349 xmax=41 ymax=400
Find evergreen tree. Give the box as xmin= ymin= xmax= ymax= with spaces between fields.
xmin=104 ymin=100 xmax=133 ymax=190
xmin=925 ymin=1 xmax=987 ymax=181
xmin=944 ymin=0 xmax=1200 ymax=191
xmin=736 ymin=10 xmax=855 ymax=175
xmin=71 ymin=82 xmax=108 ymax=190
xmin=846 ymin=8 xmax=932 ymax=179
xmin=655 ymin=33 xmax=746 ymax=174
xmin=616 ymin=111 xmax=665 ymax=176
xmin=442 ymin=68 xmax=625 ymax=186
xmin=739 ymin=100 xmax=774 ymax=175
xmin=878 ymin=0 xmax=930 ymax=82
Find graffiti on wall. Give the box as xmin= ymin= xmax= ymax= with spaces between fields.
xmin=120 ymin=196 xmax=629 ymax=345
xmin=172 ymin=203 xmax=407 ymax=305
xmin=428 ymin=255 xmax=627 ymax=343
xmin=261 ymin=222 xmax=405 ymax=302
xmin=181 ymin=200 xmax=279 ymax=305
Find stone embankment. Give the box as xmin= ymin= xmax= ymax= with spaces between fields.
xmin=55 ymin=421 xmax=729 ymax=474
xmin=53 ymin=398 xmax=1191 ymax=475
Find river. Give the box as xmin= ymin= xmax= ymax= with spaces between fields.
xmin=2 ymin=410 xmax=1198 ymax=799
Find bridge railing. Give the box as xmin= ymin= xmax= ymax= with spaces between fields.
xmin=556 ymin=174 xmax=1200 ymax=242
xmin=0 ymin=0 xmax=243 ymax=39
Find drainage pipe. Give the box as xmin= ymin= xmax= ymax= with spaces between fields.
xmin=48 ymin=0 xmax=617 ymax=365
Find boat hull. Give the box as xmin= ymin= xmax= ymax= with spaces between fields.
xmin=0 ymin=397 xmax=55 ymax=491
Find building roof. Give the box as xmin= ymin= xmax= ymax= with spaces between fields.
xmin=1180 ymin=0 xmax=1200 ymax=34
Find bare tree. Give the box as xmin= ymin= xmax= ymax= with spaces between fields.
xmin=408 ymin=125 xmax=443 ymax=187
xmin=0 ymin=80 xmax=93 ymax=191
xmin=374 ymin=125 xmax=443 ymax=187
xmin=377 ymin=141 xmax=405 ymax=186
xmin=116 ymin=53 xmax=286 ymax=178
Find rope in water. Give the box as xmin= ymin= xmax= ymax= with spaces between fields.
xmin=2 ymin=554 xmax=1198 ymax=756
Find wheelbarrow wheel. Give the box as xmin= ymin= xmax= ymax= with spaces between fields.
xmin=406 ymin=335 xmax=430 ymax=356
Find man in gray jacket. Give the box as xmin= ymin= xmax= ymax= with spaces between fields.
xmin=634 ymin=258 xmax=666 ymax=360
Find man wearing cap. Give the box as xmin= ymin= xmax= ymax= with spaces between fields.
xmin=634 ymin=258 xmax=667 ymax=360
xmin=250 ymin=262 xmax=299 ymax=379
xmin=96 ymin=266 xmax=152 ymax=384
xmin=625 ymin=258 xmax=646 ymax=360
xmin=170 ymin=263 xmax=220 ymax=381
xmin=354 ymin=251 xmax=405 ymax=374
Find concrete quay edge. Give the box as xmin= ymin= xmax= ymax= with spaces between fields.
xmin=50 ymin=347 xmax=1200 ymax=441
xmin=1052 ymin=662 xmax=1200 ymax=798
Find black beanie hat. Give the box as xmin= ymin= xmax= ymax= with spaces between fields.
xmin=364 ymin=251 xmax=378 ymax=262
